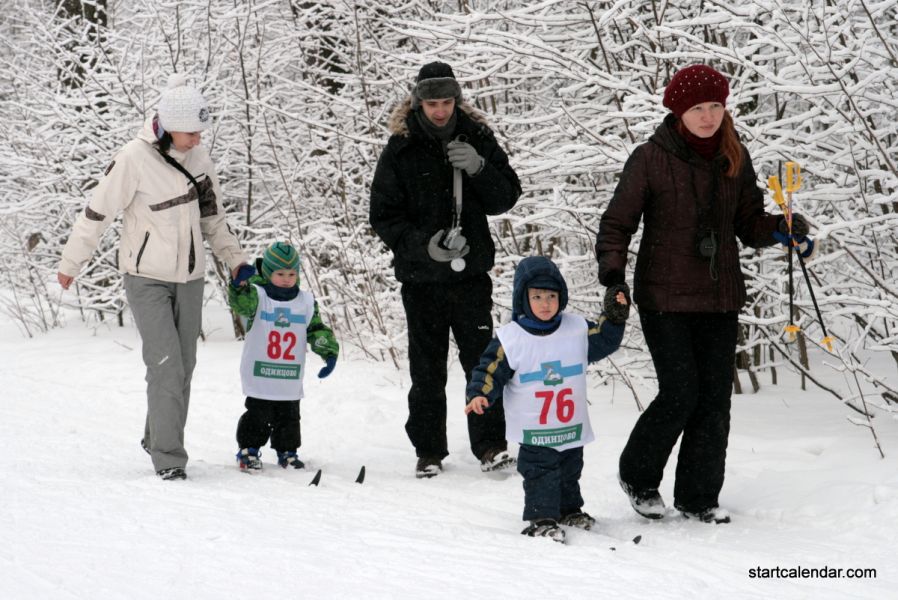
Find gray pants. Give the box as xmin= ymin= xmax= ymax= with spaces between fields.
xmin=124 ymin=274 xmax=204 ymax=472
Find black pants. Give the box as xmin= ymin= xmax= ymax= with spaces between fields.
xmin=619 ymin=311 xmax=738 ymax=512
xmin=401 ymin=273 xmax=506 ymax=460
xmin=517 ymin=445 xmax=584 ymax=521
xmin=236 ymin=397 xmax=301 ymax=453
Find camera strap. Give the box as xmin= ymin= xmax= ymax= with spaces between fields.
xmin=693 ymin=159 xmax=724 ymax=281
xmin=695 ymin=158 xmax=724 ymax=233
xmin=156 ymin=148 xmax=201 ymax=192
xmin=155 ymin=148 xmax=200 ymax=273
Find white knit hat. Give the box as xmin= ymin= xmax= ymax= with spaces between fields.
xmin=156 ymin=74 xmax=211 ymax=133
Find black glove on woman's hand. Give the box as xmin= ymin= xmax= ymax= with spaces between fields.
xmin=603 ymin=283 xmax=631 ymax=325
xmin=778 ymin=213 xmax=810 ymax=237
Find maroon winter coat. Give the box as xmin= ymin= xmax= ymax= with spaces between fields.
xmin=596 ymin=115 xmax=780 ymax=313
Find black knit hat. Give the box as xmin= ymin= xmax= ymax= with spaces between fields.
xmin=411 ymin=61 xmax=462 ymax=110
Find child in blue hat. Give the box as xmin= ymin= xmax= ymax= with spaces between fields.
xmin=465 ymin=256 xmax=629 ymax=543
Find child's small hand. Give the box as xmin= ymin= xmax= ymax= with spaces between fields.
xmin=615 ymin=291 xmax=628 ymax=305
xmin=465 ymin=396 xmax=489 ymax=415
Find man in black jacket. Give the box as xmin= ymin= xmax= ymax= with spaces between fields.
xmin=369 ymin=61 xmax=522 ymax=478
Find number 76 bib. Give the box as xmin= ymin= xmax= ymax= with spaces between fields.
xmin=496 ymin=313 xmax=595 ymax=451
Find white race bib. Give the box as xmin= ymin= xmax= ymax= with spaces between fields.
xmin=239 ymin=286 xmax=315 ymax=400
xmin=496 ymin=313 xmax=594 ymax=451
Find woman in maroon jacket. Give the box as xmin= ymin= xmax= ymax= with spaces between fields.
xmin=596 ymin=65 xmax=810 ymax=524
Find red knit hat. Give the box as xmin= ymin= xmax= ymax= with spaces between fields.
xmin=662 ymin=65 xmax=729 ymax=117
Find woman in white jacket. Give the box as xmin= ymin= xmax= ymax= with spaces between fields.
xmin=58 ymin=74 xmax=250 ymax=480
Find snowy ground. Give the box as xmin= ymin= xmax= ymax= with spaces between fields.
xmin=2 ymin=301 xmax=896 ymax=600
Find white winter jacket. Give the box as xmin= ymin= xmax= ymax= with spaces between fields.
xmin=59 ymin=117 xmax=246 ymax=283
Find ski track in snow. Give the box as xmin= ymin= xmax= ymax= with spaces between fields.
xmin=2 ymin=310 xmax=896 ymax=599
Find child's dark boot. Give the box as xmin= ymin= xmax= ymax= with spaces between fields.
xmin=236 ymin=447 xmax=263 ymax=471
xmin=277 ymin=450 xmax=305 ymax=469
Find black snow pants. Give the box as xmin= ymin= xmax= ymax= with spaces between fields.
xmin=517 ymin=445 xmax=584 ymax=522
xmin=619 ymin=310 xmax=738 ymax=512
xmin=236 ymin=397 xmax=301 ymax=453
xmin=400 ymin=273 xmax=506 ymax=460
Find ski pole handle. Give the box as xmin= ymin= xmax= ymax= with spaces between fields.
xmin=767 ymin=175 xmax=786 ymax=210
xmin=785 ymin=162 xmax=802 ymax=193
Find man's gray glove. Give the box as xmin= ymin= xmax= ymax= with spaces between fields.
xmin=442 ymin=228 xmax=467 ymax=251
xmin=427 ymin=230 xmax=470 ymax=263
xmin=447 ymin=140 xmax=485 ymax=176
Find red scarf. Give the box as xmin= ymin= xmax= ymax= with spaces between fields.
xmin=680 ymin=127 xmax=722 ymax=161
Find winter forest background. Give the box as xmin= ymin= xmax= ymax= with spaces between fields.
xmin=1 ymin=0 xmax=897 ymax=448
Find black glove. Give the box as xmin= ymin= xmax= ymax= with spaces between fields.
xmin=603 ymin=283 xmax=631 ymax=325
xmin=778 ymin=213 xmax=809 ymax=237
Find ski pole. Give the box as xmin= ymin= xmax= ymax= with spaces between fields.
xmin=784 ymin=163 xmax=834 ymax=351
xmin=767 ymin=173 xmax=799 ymax=342
xmin=770 ymin=163 xmax=834 ymax=352
xmin=795 ymin=249 xmax=833 ymax=351
xmin=784 ymin=165 xmax=799 ymax=345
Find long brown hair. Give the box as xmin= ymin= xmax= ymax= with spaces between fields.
xmin=718 ymin=111 xmax=743 ymax=177
xmin=676 ymin=110 xmax=743 ymax=177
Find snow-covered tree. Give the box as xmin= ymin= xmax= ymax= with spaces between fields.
xmin=2 ymin=0 xmax=896 ymax=418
